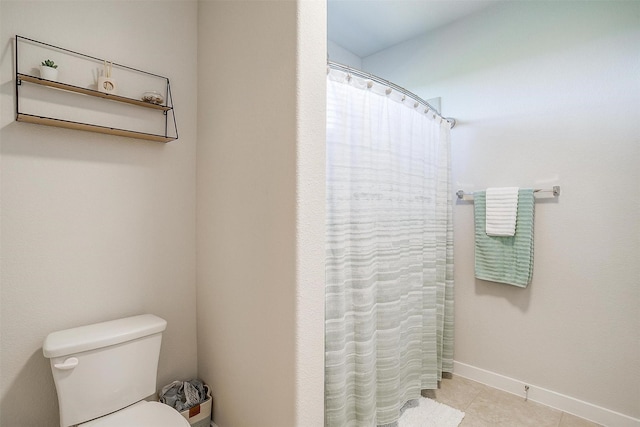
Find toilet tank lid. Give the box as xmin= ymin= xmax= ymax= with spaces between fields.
xmin=43 ymin=314 xmax=167 ymax=358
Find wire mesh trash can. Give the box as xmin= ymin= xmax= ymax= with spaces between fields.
xmin=159 ymin=379 xmax=212 ymax=427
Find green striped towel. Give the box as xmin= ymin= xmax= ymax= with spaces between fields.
xmin=474 ymin=189 xmax=535 ymax=287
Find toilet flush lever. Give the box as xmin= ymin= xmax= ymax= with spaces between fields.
xmin=54 ymin=357 xmax=79 ymax=370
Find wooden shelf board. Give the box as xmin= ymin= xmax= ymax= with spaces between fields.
xmin=17 ymin=113 xmax=176 ymax=143
xmin=17 ymin=74 xmax=172 ymax=112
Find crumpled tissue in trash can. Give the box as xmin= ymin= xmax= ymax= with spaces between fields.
xmin=159 ymin=378 xmax=207 ymax=412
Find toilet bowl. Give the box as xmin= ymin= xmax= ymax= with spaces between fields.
xmin=80 ymin=401 xmax=188 ymax=427
xmin=43 ymin=314 xmax=190 ymax=427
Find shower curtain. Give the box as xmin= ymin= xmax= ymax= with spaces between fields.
xmin=325 ymin=68 xmax=454 ymax=427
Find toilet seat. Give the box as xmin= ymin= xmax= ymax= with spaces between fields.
xmin=80 ymin=401 xmax=190 ymax=427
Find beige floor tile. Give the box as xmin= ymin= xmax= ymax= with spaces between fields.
xmin=558 ymin=412 xmax=603 ymax=427
xmin=458 ymin=413 xmax=495 ymax=426
xmin=427 ymin=376 xmax=601 ymax=427
xmin=429 ymin=375 xmax=490 ymax=412
xmin=465 ymin=387 xmax=562 ymax=427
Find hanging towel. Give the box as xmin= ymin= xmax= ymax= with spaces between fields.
xmin=485 ymin=187 xmax=519 ymax=236
xmin=474 ymin=189 xmax=535 ymax=287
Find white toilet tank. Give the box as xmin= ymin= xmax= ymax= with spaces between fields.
xmin=43 ymin=314 xmax=167 ymax=427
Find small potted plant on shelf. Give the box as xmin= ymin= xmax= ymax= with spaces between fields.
xmin=40 ymin=59 xmax=58 ymax=81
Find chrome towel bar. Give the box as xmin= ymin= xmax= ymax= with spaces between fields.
xmin=456 ymin=186 xmax=560 ymax=200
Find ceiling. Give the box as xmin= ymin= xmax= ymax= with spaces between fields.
xmin=328 ymin=0 xmax=503 ymax=58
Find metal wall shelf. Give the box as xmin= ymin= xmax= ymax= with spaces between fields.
xmin=17 ymin=113 xmax=175 ymax=143
xmin=15 ymin=35 xmax=178 ymax=143
xmin=17 ymin=74 xmax=173 ymax=111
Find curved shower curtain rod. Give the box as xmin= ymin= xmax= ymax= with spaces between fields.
xmin=327 ymin=60 xmax=457 ymax=128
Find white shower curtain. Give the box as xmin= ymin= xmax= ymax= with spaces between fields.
xmin=325 ymin=69 xmax=454 ymax=427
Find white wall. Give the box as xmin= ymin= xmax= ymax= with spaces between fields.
xmin=197 ymin=1 xmax=325 ymax=426
xmin=0 ymin=1 xmax=199 ymax=425
xmin=364 ymin=0 xmax=640 ymax=422
xmin=327 ymin=39 xmax=362 ymax=69
xmin=295 ymin=2 xmax=327 ymax=425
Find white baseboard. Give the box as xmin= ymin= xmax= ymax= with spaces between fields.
xmin=453 ymin=361 xmax=640 ymax=427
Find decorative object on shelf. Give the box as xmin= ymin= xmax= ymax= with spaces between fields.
xmin=141 ymin=91 xmax=164 ymax=105
xmin=97 ymin=60 xmax=117 ymax=94
xmin=40 ymin=59 xmax=58 ymax=81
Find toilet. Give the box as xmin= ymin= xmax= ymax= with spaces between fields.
xmin=43 ymin=314 xmax=191 ymax=427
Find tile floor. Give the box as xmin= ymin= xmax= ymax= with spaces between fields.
xmin=422 ymin=375 xmax=602 ymax=427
